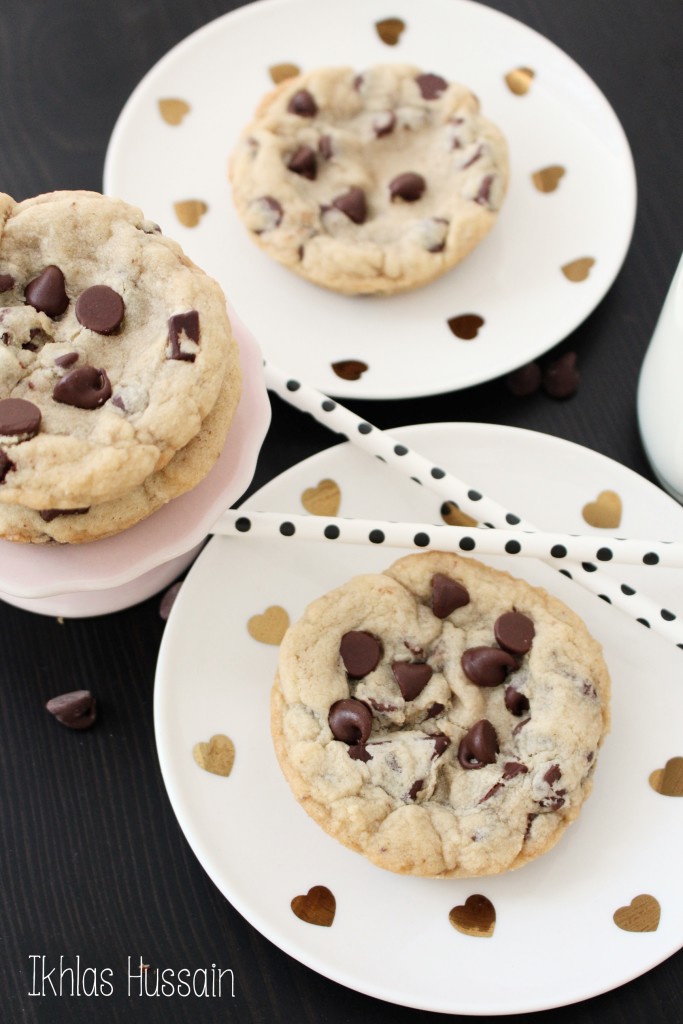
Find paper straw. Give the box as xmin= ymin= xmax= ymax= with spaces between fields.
xmin=213 ymin=509 xmax=683 ymax=569
xmin=263 ymin=361 xmax=683 ymax=648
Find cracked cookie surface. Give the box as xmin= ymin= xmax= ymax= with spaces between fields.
xmin=271 ymin=551 xmax=610 ymax=878
xmin=229 ymin=64 xmax=508 ymax=295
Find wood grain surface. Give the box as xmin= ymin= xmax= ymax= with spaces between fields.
xmin=0 ymin=1 xmax=681 ymax=1022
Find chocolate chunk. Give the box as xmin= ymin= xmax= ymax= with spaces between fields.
xmin=391 ymin=661 xmax=433 ymax=701
xmin=318 ymin=135 xmax=333 ymax=160
xmin=54 ymin=352 xmax=79 ymax=368
xmin=505 ymin=361 xmax=542 ymax=396
xmin=416 ymin=72 xmax=448 ymax=99
xmin=167 ymin=310 xmax=200 ymax=362
xmin=408 ymin=779 xmax=424 ymax=800
xmin=432 ymin=734 xmax=451 ymax=758
xmin=373 ymin=111 xmax=395 ymax=137
xmin=328 ymin=698 xmax=373 ymax=744
xmin=425 ymin=702 xmax=445 ymax=720
xmin=504 ymin=685 xmax=530 ymax=716
xmin=542 ymin=351 xmax=579 ymax=399
xmin=0 ymin=397 xmax=41 ymax=438
xmin=0 ymin=273 xmax=14 ymax=291
xmin=544 ymin=764 xmax=562 ymax=785
xmin=458 ymin=719 xmax=499 ymax=769
xmin=287 ymin=145 xmax=317 ymax=180
xmin=474 ymin=174 xmax=494 ymax=207
xmin=349 ymin=742 xmax=372 ymax=762
xmin=45 ymin=689 xmax=97 ymax=730
xmin=331 ymin=187 xmax=367 ymax=224
xmin=339 ymin=630 xmax=382 ymax=677
xmin=24 ymin=265 xmax=69 ymax=317
xmin=502 ymin=761 xmax=528 ymax=780
xmin=38 ymin=507 xmax=89 ymax=522
xmin=494 ymin=611 xmax=535 ymax=654
xmin=53 ymin=366 xmax=112 ymax=409
xmin=389 ymin=172 xmax=426 ymax=202
xmin=252 ymin=196 xmax=283 ymax=232
xmin=75 ymin=285 xmax=125 ymax=335
xmin=287 ymin=89 xmax=317 ymax=116
xmin=0 ymin=449 xmax=15 ymax=482
xmin=461 ymin=646 xmax=517 ymax=686
xmin=431 ymin=573 xmax=470 ymax=618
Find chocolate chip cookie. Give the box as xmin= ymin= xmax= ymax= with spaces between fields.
xmin=229 ymin=64 xmax=508 ymax=295
xmin=0 ymin=191 xmax=239 ymax=517
xmin=271 ymin=551 xmax=610 ymax=878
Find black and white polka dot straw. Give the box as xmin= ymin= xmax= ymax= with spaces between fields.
xmin=260 ymin=362 xmax=683 ymax=649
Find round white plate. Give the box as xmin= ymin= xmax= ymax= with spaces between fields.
xmin=155 ymin=423 xmax=683 ymax=1015
xmin=105 ymin=0 xmax=636 ymax=400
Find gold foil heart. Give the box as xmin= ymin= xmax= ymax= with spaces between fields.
xmin=301 ymin=478 xmax=341 ymax=517
xmin=449 ymin=894 xmax=496 ymax=937
xmin=269 ymin=63 xmax=301 ymax=84
xmin=613 ymin=895 xmax=661 ymax=933
xmin=193 ymin=734 xmax=235 ymax=777
xmin=174 ymin=200 xmax=208 ymax=228
xmin=247 ymin=605 xmax=290 ymax=645
xmin=447 ymin=314 xmax=485 ymax=340
xmin=582 ymin=490 xmax=622 ymax=528
xmin=532 ymin=165 xmax=566 ymax=193
xmin=649 ymin=757 xmax=683 ymax=796
xmin=158 ymin=98 xmax=191 ymax=125
xmin=562 ymin=257 xmax=595 ymax=282
xmin=505 ymin=67 xmax=534 ymax=95
xmin=291 ymin=885 xmax=336 ymax=927
xmin=375 ymin=17 xmax=406 ymax=45
xmin=441 ymin=501 xmax=478 ymax=528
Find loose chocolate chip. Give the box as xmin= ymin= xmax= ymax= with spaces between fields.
xmin=75 ymin=285 xmax=125 ymax=335
xmin=432 ymin=734 xmax=451 ymax=758
xmin=391 ymin=661 xmax=433 ymax=701
xmin=373 ymin=111 xmax=396 ymax=137
xmin=0 ymin=397 xmax=41 ymax=438
xmin=431 ymin=573 xmax=470 ymax=618
xmin=339 ymin=630 xmax=382 ymax=678
xmin=504 ymin=686 xmax=530 ymax=716
xmin=45 ymin=689 xmax=97 ymax=730
xmin=287 ymin=89 xmax=317 ymax=116
xmin=39 ymin=507 xmax=89 ymax=522
xmin=318 ymin=135 xmax=333 ymax=160
xmin=328 ymin=698 xmax=373 ymax=744
xmin=389 ymin=172 xmax=426 ymax=202
xmin=542 ymin=351 xmax=579 ymax=399
xmin=0 ymin=448 xmax=15 ymax=482
xmin=502 ymin=761 xmax=528 ymax=780
xmin=494 ymin=611 xmax=535 ymax=654
xmin=408 ymin=779 xmax=424 ymax=800
xmin=0 ymin=273 xmax=14 ymax=291
xmin=168 ymin=310 xmax=200 ymax=362
xmin=416 ymin=72 xmax=448 ymax=99
xmin=458 ymin=719 xmax=499 ymax=769
xmin=53 ymin=366 xmax=112 ymax=409
xmin=331 ymin=187 xmax=367 ymax=224
xmin=287 ymin=145 xmax=317 ymax=180
xmin=25 ymin=265 xmax=69 ymax=317
xmin=505 ymin=361 xmax=542 ymax=396
xmin=461 ymin=646 xmax=517 ymax=686
xmin=54 ymin=351 xmax=79 ymax=368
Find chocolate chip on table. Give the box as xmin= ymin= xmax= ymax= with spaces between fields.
xmin=0 ymin=273 xmax=14 ymax=291
xmin=461 ymin=646 xmax=517 ymax=686
xmin=331 ymin=187 xmax=367 ymax=224
xmin=494 ymin=611 xmax=535 ymax=654
xmin=504 ymin=685 xmax=530 ymax=716
xmin=458 ymin=719 xmax=499 ymax=769
xmin=0 ymin=449 xmax=15 ymax=482
xmin=167 ymin=309 xmax=200 ymax=362
xmin=287 ymin=89 xmax=318 ymax=116
xmin=339 ymin=630 xmax=382 ymax=677
xmin=389 ymin=172 xmax=426 ymax=202
xmin=505 ymin=361 xmax=541 ymax=396
xmin=24 ymin=265 xmax=69 ymax=317
xmin=75 ymin=285 xmax=125 ymax=335
xmin=53 ymin=366 xmax=112 ymax=409
xmin=328 ymin=697 xmax=373 ymax=744
xmin=0 ymin=397 xmax=41 ymax=438
xmin=542 ymin=351 xmax=579 ymax=399
xmin=287 ymin=145 xmax=317 ymax=180
xmin=391 ymin=660 xmax=433 ymax=701
xmin=45 ymin=689 xmax=97 ymax=730
xmin=431 ymin=573 xmax=470 ymax=618
xmin=416 ymin=72 xmax=448 ymax=99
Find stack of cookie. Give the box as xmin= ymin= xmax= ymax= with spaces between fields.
xmin=0 ymin=190 xmax=241 ymax=543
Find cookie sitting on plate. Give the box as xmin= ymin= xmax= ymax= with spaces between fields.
xmin=0 ymin=190 xmax=241 ymax=542
xmin=271 ymin=551 xmax=610 ymax=878
xmin=229 ymin=64 xmax=509 ymax=295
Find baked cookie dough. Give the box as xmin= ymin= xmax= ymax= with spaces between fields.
xmin=0 ymin=190 xmax=239 ymax=511
xmin=229 ymin=64 xmax=509 ymax=295
xmin=271 ymin=551 xmax=610 ymax=878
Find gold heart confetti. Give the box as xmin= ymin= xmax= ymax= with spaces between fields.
xmin=531 ymin=165 xmax=566 ymax=193
xmin=504 ymin=67 xmax=535 ymax=95
xmin=173 ymin=199 xmax=208 ymax=228
xmin=561 ymin=257 xmax=595 ymax=282
xmin=582 ymin=490 xmax=622 ymax=529
xmin=441 ymin=501 xmax=478 ymax=528
xmin=247 ymin=605 xmax=290 ymax=645
xmin=375 ymin=17 xmax=406 ymax=45
xmin=649 ymin=756 xmax=683 ymax=797
xmin=449 ymin=894 xmax=496 ymax=938
xmin=192 ymin=734 xmax=235 ymax=777
xmin=291 ymin=885 xmax=336 ymax=927
xmin=269 ymin=63 xmax=301 ymax=84
xmin=447 ymin=314 xmax=485 ymax=341
xmin=331 ymin=359 xmax=368 ymax=381
xmin=301 ymin=478 xmax=341 ymax=517
xmin=613 ymin=895 xmax=661 ymax=933
xmin=158 ymin=98 xmax=191 ymax=125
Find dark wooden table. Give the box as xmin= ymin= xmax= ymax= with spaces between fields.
xmin=1 ymin=1 xmax=681 ymax=1021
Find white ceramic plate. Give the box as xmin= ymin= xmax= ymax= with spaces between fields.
xmin=155 ymin=423 xmax=683 ymax=1015
xmin=105 ymin=0 xmax=636 ymax=400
